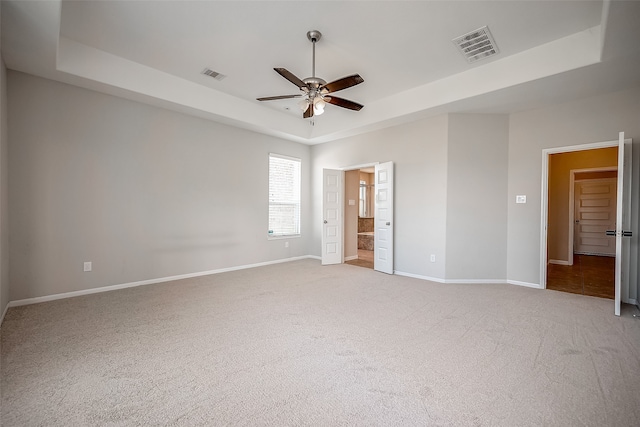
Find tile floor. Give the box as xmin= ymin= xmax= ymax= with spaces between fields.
xmin=547 ymin=254 xmax=615 ymax=299
xmin=345 ymin=249 xmax=374 ymax=269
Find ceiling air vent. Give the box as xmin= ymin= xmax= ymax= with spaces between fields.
xmin=201 ymin=68 xmax=226 ymax=81
xmin=452 ymin=26 xmax=499 ymax=63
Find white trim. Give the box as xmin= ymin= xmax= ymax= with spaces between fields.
xmin=7 ymin=256 xmax=316 ymax=309
xmin=307 ymin=255 xmax=321 ymax=260
xmin=339 ymin=162 xmax=379 ymax=171
xmin=268 ymin=152 xmax=301 ymax=162
xmin=444 ymin=279 xmax=508 ymax=284
xmin=394 ymin=270 xmax=446 ymax=283
xmin=344 ymin=255 xmax=358 ymax=261
xmin=540 ymin=138 xmax=619 ymax=290
xmin=549 ymin=259 xmax=570 ymax=265
xmin=574 ymin=251 xmax=615 ymax=257
xmin=395 ymin=270 xmax=510 ymax=285
xmin=0 ymin=303 xmax=9 ymax=328
xmin=568 ymin=170 xmax=617 ymax=263
xmin=267 ymin=234 xmax=301 ymax=240
xmin=508 ymin=280 xmax=544 ymax=289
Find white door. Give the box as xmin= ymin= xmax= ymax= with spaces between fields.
xmin=614 ymin=132 xmax=632 ymax=316
xmin=322 ymin=169 xmax=343 ymax=265
xmin=574 ymin=179 xmax=617 ymax=256
xmin=374 ymin=162 xmax=394 ymax=274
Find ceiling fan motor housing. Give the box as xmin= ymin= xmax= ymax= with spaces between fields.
xmin=307 ymin=30 xmax=322 ymax=43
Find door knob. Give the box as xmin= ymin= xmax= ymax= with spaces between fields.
xmin=386 ymin=222 xmax=391 ymax=226
xmin=323 ymin=220 xmax=327 ymax=224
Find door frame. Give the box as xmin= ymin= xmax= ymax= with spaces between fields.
xmin=540 ymin=139 xmax=618 ymax=289
xmin=567 ymin=167 xmax=617 ymax=264
xmin=337 ymin=162 xmax=379 ymax=264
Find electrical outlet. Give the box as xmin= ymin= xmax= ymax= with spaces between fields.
xmin=284 ymin=241 xmax=289 ymax=248
xmin=430 ymin=254 xmax=436 ymax=263
xmin=83 ymin=261 xmax=92 ymax=272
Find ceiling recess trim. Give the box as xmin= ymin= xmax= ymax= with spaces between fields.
xmin=452 ymin=26 xmax=499 ymax=63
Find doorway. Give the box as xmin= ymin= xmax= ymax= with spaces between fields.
xmin=345 ymin=167 xmax=375 ymax=269
xmin=541 ymin=132 xmax=634 ymax=316
xmin=321 ymin=161 xmax=394 ymax=274
xmin=545 ymin=148 xmax=618 ymax=299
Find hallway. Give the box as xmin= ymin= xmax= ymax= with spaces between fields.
xmin=547 ymin=255 xmax=615 ymax=299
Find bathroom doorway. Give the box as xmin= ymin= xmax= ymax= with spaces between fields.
xmin=345 ymin=167 xmax=375 ymax=269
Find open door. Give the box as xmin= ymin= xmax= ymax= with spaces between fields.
xmin=374 ymin=161 xmax=394 ymax=274
xmin=322 ymin=168 xmax=344 ymax=265
xmin=614 ymin=132 xmax=632 ymax=316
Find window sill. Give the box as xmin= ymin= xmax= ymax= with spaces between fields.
xmin=268 ymin=234 xmax=301 ymax=240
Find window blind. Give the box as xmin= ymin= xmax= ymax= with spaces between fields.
xmin=268 ymin=154 xmax=301 ymax=237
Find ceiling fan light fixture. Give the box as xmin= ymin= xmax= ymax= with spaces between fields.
xmin=313 ymin=97 xmax=326 ymax=114
xmin=298 ymin=99 xmax=310 ymax=111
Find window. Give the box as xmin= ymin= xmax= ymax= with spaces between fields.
xmin=268 ymin=153 xmax=301 ymax=237
xmin=359 ymin=180 xmax=367 ymax=217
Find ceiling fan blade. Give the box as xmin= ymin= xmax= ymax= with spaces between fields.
xmin=322 ymin=74 xmax=364 ymax=94
xmin=325 ymin=96 xmax=364 ymax=111
xmin=274 ymin=68 xmax=307 ymax=89
xmin=303 ymin=104 xmax=314 ymax=118
xmin=257 ymin=94 xmax=303 ymax=101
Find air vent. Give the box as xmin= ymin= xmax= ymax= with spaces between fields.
xmin=452 ymin=26 xmax=499 ymax=63
xmin=201 ymin=68 xmax=226 ymax=81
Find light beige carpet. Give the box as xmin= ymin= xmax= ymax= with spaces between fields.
xmin=2 ymin=259 xmax=640 ymax=426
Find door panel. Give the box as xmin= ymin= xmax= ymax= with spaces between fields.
xmin=322 ymin=169 xmax=343 ymax=265
xmin=374 ymin=162 xmax=394 ymax=274
xmin=574 ymin=179 xmax=616 ymax=256
xmin=615 ymin=132 xmax=632 ymax=316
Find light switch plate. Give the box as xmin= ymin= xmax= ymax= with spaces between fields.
xmin=348 ymin=199 xmax=356 ymax=206
xmin=516 ymin=195 xmax=527 ymax=204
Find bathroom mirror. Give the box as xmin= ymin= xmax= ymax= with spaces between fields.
xmin=359 ymin=180 xmax=373 ymax=218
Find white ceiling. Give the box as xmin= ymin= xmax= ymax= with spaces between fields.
xmin=2 ymin=1 xmax=640 ymax=144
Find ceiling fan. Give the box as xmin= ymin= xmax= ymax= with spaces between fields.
xmin=257 ymin=30 xmax=364 ymax=118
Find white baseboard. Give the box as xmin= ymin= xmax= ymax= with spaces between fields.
xmin=344 ymin=255 xmax=358 ymax=261
xmin=574 ymin=252 xmax=615 ymax=257
xmin=396 ymin=271 xmax=540 ymax=289
xmin=7 ymin=255 xmax=317 ymax=309
xmin=395 ymin=270 xmax=514 ymax=285
xmin=444 ymin=278 xmax=508 ymax=284
xmin=549 ymin=259 xmax=570 ymax=265
xmin=0 ymin=302 xmax=9 ymax=329
xmin=507 ymin=279 xmax=543 ymax=289
xmin=394 ymin=271 xmax=446 ymax=283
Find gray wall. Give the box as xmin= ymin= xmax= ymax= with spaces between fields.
xmin=508 ymin=86 xmax=640 ymax=300
xmin=8 ymin=72 xmax=312 ymax=301
xmin=311 ymin=113 xmax=510 ymax=282
xmin=311 ymin=114 xmax=449 ymax=280
xmin=445 ymin=114 xmax=509 ymax=281
xmin=5 ymin=70 xmax=639 ymax=306
xmin=0 ymin=59 xmax=8 ymax=315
